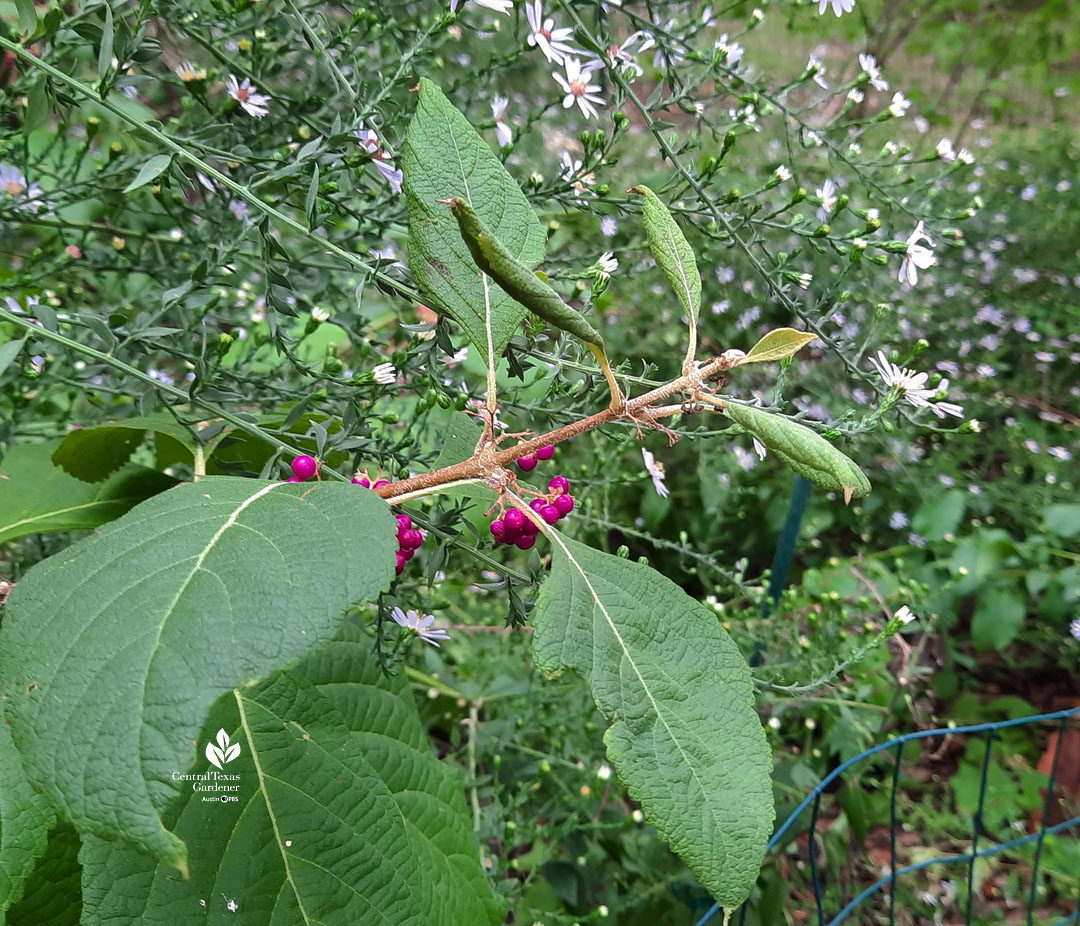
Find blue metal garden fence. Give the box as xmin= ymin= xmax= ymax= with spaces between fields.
xmin=695 ymin=706 xmax=1080 ymax=926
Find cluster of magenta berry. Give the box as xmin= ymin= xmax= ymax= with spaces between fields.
xmin=392 ymin=513 xmax=424 ymax=576
xmin=489 ymin=472 xmax=575 ymax=551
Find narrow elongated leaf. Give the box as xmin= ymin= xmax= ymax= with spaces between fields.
xmin=531 ymin=531 xmax=773 ymax=908
xmin=741 ymin=328 xmax=818 ymax=365
xmin=402 ymin=78 xmax=546 ymax=364
xmin=0 ymin=718 xmax=54 ymax=918
xmin=80 ymin=624 xmax=504 ymax=925
xmin=0 ymin=440 xmax=176 ymax=544
xmin=446 ymin=197 xmax=603 ymax=346
xmin=0 ymin=479 xmax=396 ymax=870
xmin=631 ymin=185 xmax=701 ymax=320
xmin=723 ymin=403 xmax=871 ymax=502
xmin=15 ymin=0 xmax=37 ymax=34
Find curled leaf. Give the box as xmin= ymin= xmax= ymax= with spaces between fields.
xmin=445 ymin=197 xmax=604 ymax=347
xmin=741 ymin=328 xmax=818 ymax=365
xmin=723 ymin=403 xmax=870 ymax=503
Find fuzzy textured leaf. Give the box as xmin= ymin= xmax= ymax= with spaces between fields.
xmin=0 ymin=718 xmax=55 ymax=919
xmin=402 ymin=78 xmax=547 ymax=364
xmin=0 ymin=478 xmax=396 ymax=870
xmin=446 ymin=197 xmax=603 ymax=346
xmin=0 ymin=440 xmax=177 ymax=544
xmin=724 ymin=403 xmax=870 ymax=502
xmin=531 ymin=531 xmax=773 ymax=907
xmin=4 ymin=823 xmax=81 ymax=926
xmin=632 ymin=185 xmax=701 ymax=320
xmin=741 ymin=328 xmax=818 ymax=365
xmin=79 ymin=623 xmax=504 ymax=925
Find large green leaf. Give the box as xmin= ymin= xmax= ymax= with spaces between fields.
xmin=80 ymin=623 xmax=505 ymax=925
xmin=0 ymin=718 xmax=54 ymax=919
xmin=531 ymin=531 xmax=773 ymax=908
xmin=50 ymin=414 xmax=227 ymax=482
xmin=402 ymin=78 xmax=546 ymax=364
xmin=5 ymin=823 xmax=81 ymax=926
xmin=0 ymin=478 xmax=396 ymax=871
xmin=0 ymin=440 xmax=176 ymax=544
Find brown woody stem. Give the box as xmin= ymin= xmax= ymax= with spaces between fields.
xmin=376 ymin=353 xmax=740 ymax=501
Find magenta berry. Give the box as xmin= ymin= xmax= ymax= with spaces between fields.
xmin=373 ymin=480 xmax=390 ymax=489
xmin=490 ymin=519 xmax=507 ymax=540
xmin=401 ymin=547 xmax=415 ymax=562
xmin=548 ymin=475 xmax=569 ymax=495
xmin=405 ymin=529 xmax=424 ymax=549
xmin=520 ymin=517 xmax=540 ymax=536
xmin=540 ymin=505 xmax=560 ymax=525
xmin=395 ymin=551 xmax=406 ymax=575
xmin=396 ymin=514 xmax=412 ymax=531
xmin=530 ymin=498 xmax=547 ymax=512
xmin=353 ymin=476 xmax=371 ymax=487
xmin=397 ymin=527 xmax=411 ymax=547
xmin=504 ymin=508 xmax=526 ymax=532
xmin=515 ymin=533 xmax=536 ymax=550
xmin=291 ymin=455 xmax=317 ymax=480
xmin=286 ymin=476 xmax=302 ymax=483
xmin=517 ymin=454 xmax=538 ymax=472
xmin=554 ymin=493 xmax=574 ymax=515
xmin=536 ymin=444 xmax=555 ymax=461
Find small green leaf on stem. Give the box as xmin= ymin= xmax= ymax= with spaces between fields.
xmin=740 ymin=327 xmax=818 ymax=365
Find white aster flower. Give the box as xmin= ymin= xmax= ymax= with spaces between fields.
xmin=175 ymin=61 xmax=207 ymax=82
xmin=898 ymin=220 xmax=936 ymax=286
xmin=715 ymin=33 xmax=744 ymax=66
xmin=957 ymin=147 xmax=975 ymax=165
xmin=936 ymin=137 xmax=957 ymax=162
xmin=641 ymin=448 xmax=670 ymax=498
xmin=452 ymin=0 xmax=514 ymax=13
xmin=847 ymin=88 xmax=864 ymax=104
xmin=807 ymin=54 xmax=829 ymax=90
xmin=858 ymin=53 xmax=888 ymax=91
xmin=553 ymin=58 xmax=605 ymax=120
xmin=226 ymin=75 xmax=270 ymax=118
xmin=596 ymin=763 xmax=613 ymax=780
xmin=606 ymin=31 xmax=654 ymax=79
xmin=774 ymin=164 xmax=792 ymax=182
xmin=390 ymin=607 xmax=451 ymax=647
xmin=816 ymin=177 xmax=837 ymax=222
xmin=1071 ymin=618 xmax=1080 ymax=641
xmin=871 ymin=351 xmax=963 ymax=418
xmin=888 ymin=91 xmax=911 ymax=118
xmin=596 ymin=251 xmax=618 ymax=280
xmin=870 ymin=350 xmax=934 ymax=403
xmin=491 ymin=95 xmax=513 ymax=148
xmin=600 ymin=216 xmax=618 ymax=236
xmin=372 ymin=361 xmax=398 ymax=385
xmin=353 ymin=126 xmax=403 ymax=194
xmin=818 ymin=0 xmax=854 ymax=16
xmin=526 ymin=0 xmax=578 ymax=64
xmin=894 ymin=606 xmax=916 ymax=625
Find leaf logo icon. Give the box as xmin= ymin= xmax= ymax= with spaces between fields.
xmin=205 ymin=728 xmax=241 ymax=769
